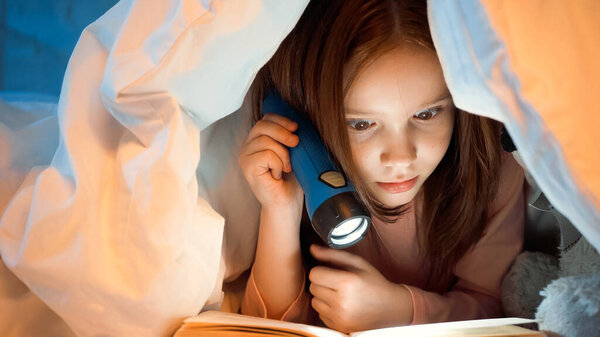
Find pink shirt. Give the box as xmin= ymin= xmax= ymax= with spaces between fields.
xmin=241 ymin=153 xmax=525 ymax=325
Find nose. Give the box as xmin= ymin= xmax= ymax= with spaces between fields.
xmin=380 ymin=131 xmax=417 ymax=168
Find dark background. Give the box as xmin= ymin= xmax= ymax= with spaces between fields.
xmin=0 ymin=0 xmax=118 ymax=97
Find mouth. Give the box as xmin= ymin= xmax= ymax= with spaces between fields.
xmin=376 ymin=176 xmax=419 ymax=194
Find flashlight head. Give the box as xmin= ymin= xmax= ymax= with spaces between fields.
xmin=311 ymin=191 xmax=371 ymax=249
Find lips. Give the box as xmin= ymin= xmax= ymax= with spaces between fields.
xmin=376 ymin=176 xmax=419 ymax=194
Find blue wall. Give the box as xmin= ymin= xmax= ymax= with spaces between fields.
xmin=0 ymin=0 xmax=118 ymax=97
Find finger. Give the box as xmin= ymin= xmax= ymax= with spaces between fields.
xmin=308 ymin=265 xmax=352 ymax=289
xmin=242 ymin=135 xmax=292 ymax=173
xmin=309 ymin=283 xmax=337 ymax=303
xmin=310 ymin=244 xmax=372 ymax=272
xmin=311 ymin=296 xmax=330 ymax=316
xmin=262 ymin=113 xmax=298 ymax=132
xmin=243 ymin=150 xmax=284 ymax=180
xmin=247 ymin=117 xmax=299 ymax=148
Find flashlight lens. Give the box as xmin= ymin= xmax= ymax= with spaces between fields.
xmin=331 ymin=217 xmax=363 ymax=237
xmin=330 ymin=217 xmax=370 ymax=246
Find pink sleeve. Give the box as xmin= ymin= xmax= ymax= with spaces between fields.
xmin=406 ymin=153 xmax=525 ymax=324
xmin=240 ymin=265 xmax=314 ymax=324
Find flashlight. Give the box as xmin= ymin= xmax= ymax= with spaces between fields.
xmin=262 ymin=91 xmax=371 ymax=249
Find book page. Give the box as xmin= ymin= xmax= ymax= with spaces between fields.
xmin=351 ymin=318 xmax=540 ymax=337
xmin=178 ymin=312 xmax=541 ymax=337
xmin=180 ymin=311 xmax=345 ymax=337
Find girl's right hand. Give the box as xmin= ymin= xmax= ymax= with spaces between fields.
xmin=239 ymin=113 xmax=303 ymax=208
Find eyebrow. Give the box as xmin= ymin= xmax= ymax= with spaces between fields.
xmin=420 ymin=93 xmax=452 ymax=109
xmin=345 ymin=93 xmax=453 ymax=116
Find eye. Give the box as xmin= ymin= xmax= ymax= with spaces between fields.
xmin=347 ymin=119 xmax=375 ymax=131
xmin=414 ymin=107 xmax=441 ymax=120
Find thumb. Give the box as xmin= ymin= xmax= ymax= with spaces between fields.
xmin=310 ymin=244 xmax=374 ymax=272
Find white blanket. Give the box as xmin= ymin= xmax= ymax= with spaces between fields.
xmin=0 ymin=1 xmax=307 ymax=336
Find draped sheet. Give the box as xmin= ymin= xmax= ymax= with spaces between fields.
xmin=428 ymin=0 xmax=600 ymax=252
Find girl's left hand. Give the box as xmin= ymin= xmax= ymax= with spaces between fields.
xmin=308 ymin=244 xmax=413 ymax=333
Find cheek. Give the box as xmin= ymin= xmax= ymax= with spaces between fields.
xmin=419 ymin=120 xmax=454 ymax=165
xmin=349 ymin=138 xmax=377 ymax=178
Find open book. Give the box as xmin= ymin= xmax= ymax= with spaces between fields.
xmin=173 ymin=311 xmax=545 ymax=337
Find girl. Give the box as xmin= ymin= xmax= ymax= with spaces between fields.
xmin=238 ymin=0 xmax=524 ymax=332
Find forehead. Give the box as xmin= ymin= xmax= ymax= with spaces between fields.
xmin=344 ymin=45 xmax=449 ymax=114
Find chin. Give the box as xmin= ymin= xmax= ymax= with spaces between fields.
xmin=376 ymin=191 xmax=418 ymax=208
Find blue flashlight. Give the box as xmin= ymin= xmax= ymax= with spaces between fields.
xmin=262 ymin=91 xmax=371 ymax=249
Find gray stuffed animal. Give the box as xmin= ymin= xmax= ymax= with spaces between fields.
xmin=500 ymin=130 xmax=600 ymax=337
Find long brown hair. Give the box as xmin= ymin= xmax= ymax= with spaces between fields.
xmin=250 ymin=0 xmax=502 ymax=283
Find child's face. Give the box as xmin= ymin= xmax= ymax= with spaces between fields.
xmin=344 ymin=45 xmax=455 ymax=207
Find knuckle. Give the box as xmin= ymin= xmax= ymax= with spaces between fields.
xmin=337 ymin=297 xmax=350 ymax=312
xmin=339 ymin=279 xmax=357 ymax=295
xmin=256 ymin=134 xmax=270 ymax=146
xmin=254 ymin=150 xmax=269 ymax=162
xmin=338 ymin=279 xmax=352 ymax=293
xmin=263 ymin=150 xmax=278 ymax=162
xmin=311 ymin=297 xmax=320 ymax=311
xmin=258 ymin=135 xmax=284 ymax=151
xmin=271 ymin=149 xmax=282 ymax=160
xmin=252 ymin=121 xmax=264 ymax=132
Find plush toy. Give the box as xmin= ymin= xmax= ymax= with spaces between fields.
xmin=500 ymin=132 xmax=600 ymax=337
